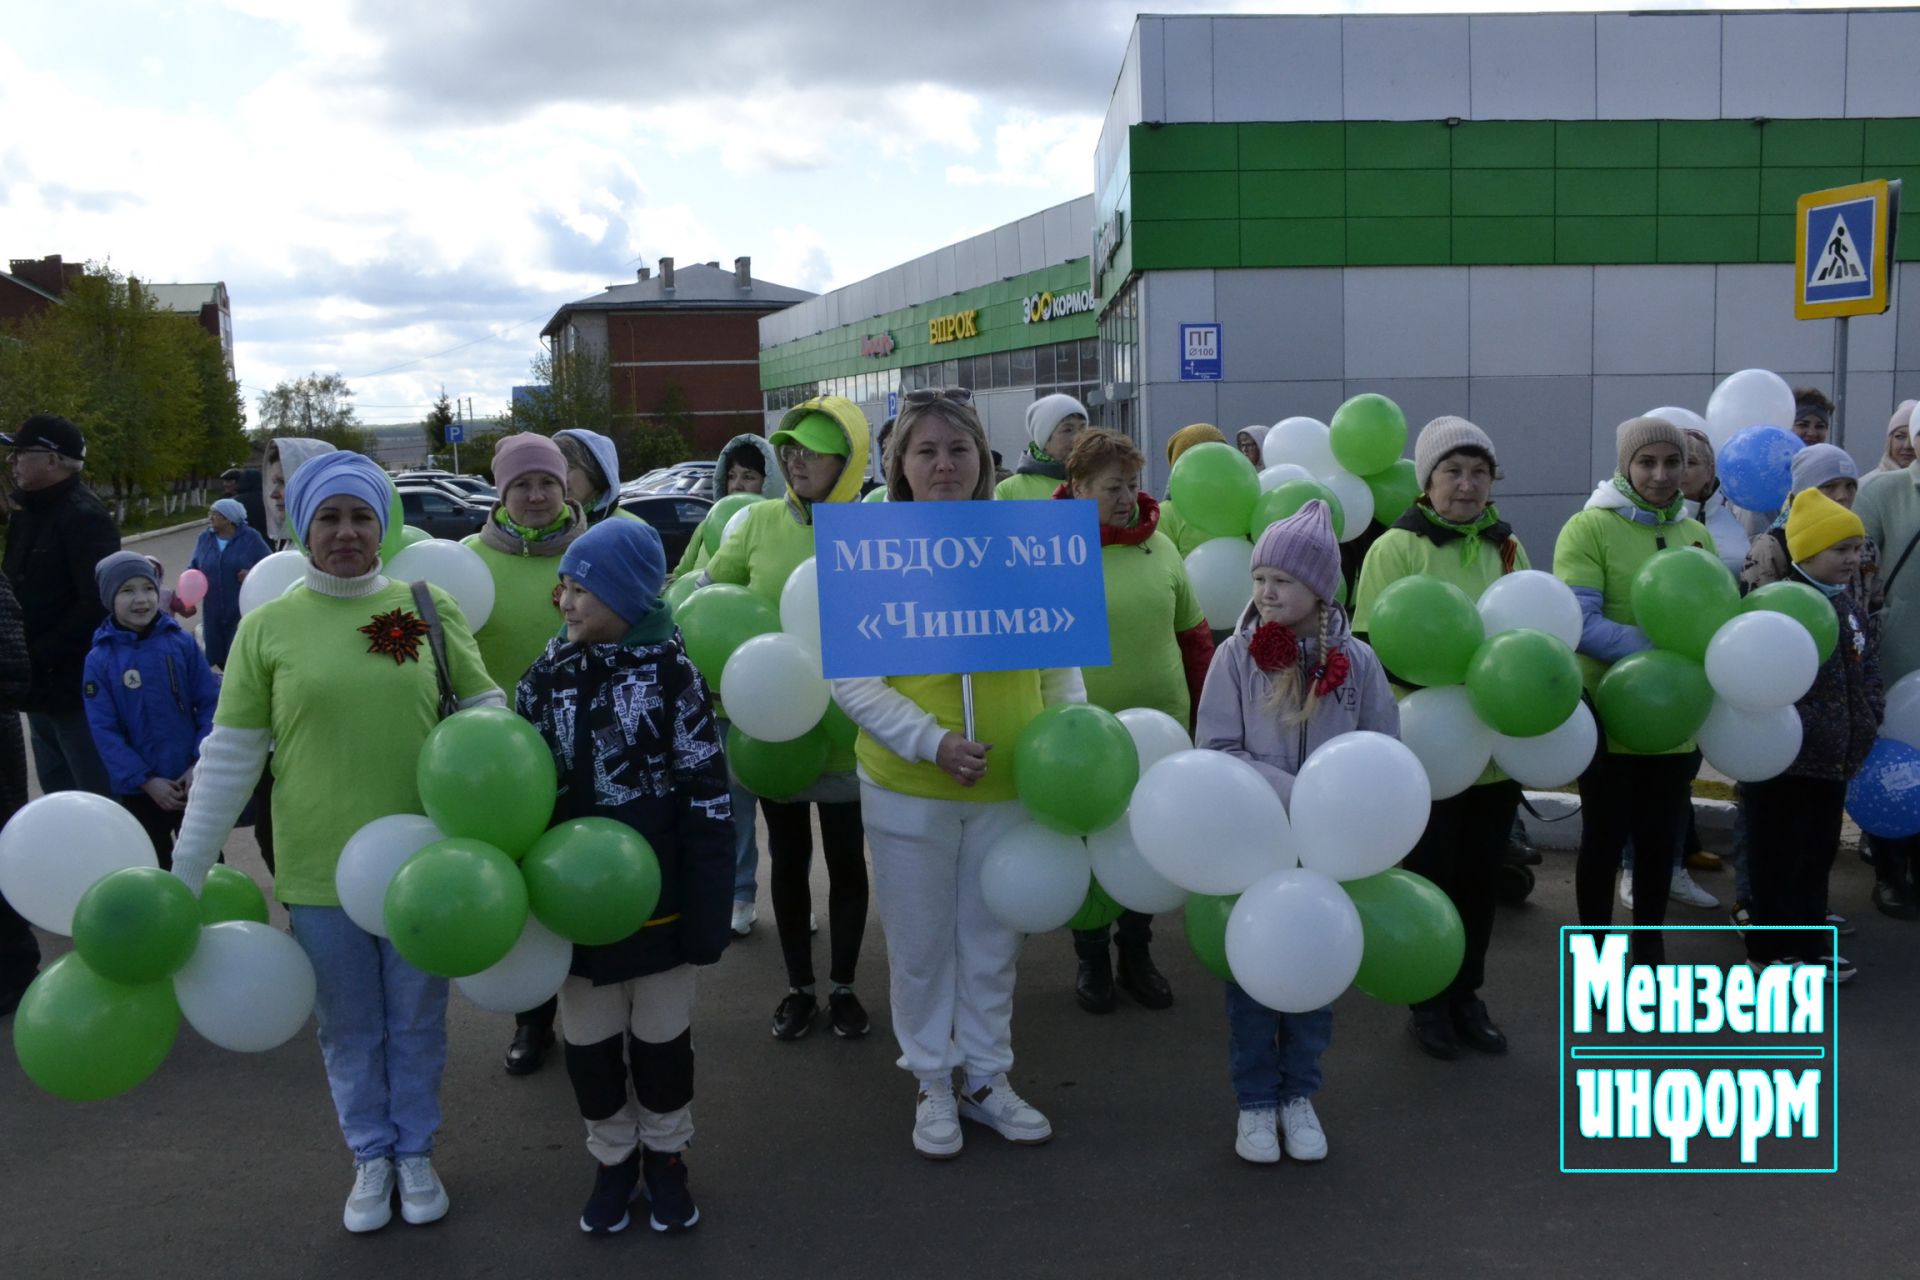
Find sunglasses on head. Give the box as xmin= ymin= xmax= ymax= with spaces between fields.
xmin=901 ymin=387 xmax=973 ymax=407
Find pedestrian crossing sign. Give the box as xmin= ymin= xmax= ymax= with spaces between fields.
xmin=1795 ymin=179 xmax=1896 ymax=320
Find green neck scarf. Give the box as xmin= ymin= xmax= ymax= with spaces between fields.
xmin=1611 ymin=475 xmax=1687 ymax=524
xmin=1027 ymin=441 xmax=1056 ymax=464
xmin=495 ymin=506 xmax=573 ymax=543
xmin=1416 ymin=501 xmax=1502 ymax=566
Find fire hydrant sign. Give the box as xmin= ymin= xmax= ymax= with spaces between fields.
xmin=813 ymin=500 xmax=1110 ymax=679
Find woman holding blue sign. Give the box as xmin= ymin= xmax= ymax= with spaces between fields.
xmin=833 ymin=388 xmax=1087 ymax=1160
xmin=704 ymin=396 xmax=873 ymax=1043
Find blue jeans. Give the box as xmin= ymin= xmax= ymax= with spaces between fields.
xmin=27 ymin=709 xmax=111 ymax=796
xmin=289 ymin=906 xmax=449 ymax=1163
xmin=1224 ymin=981 xmax=1332 ymax=1109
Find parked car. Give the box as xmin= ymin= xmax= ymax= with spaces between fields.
xmin=633 ymin=461 xmax=715 ymax=494
xmin=440 ymin=475 xmax=497 ymax=501
xmin=398 ymin=485 xmax=489 ymax=540
xmin=619 ymin=492 xmax=712 ymax=567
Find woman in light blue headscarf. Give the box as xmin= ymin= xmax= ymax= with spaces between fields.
xmin=188 ymin=496 xmax=272 ymax=668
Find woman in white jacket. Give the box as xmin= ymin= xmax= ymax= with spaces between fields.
xmin=832 ymin=388 xmax=1086 ymax=1161
xmin=1680 ymin=427 xmax=1750 ymax=577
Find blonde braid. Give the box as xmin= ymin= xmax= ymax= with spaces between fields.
xmin=1263 ymin=602 xmax=1331 ymax=727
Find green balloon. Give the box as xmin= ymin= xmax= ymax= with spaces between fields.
xmin=676 ymin=584 xmax=781 ymax=687
xmin=1594 ymin=649 xmax=1714 ymax=754
xmin=1744 ymin=580 xmax=1839 ymax=663
xmin=377 ymin=482 xmax=406 ymax=564
xmin=664 ymin=573 xmax=701 ymax=613
xmin=1249 ymin=479 xmax=1346 ymax=541
xmin=1013 ymin=703 xmax=1139 ymax=836
xmin=1364 ymin=459 xmax=1421 ymax=525
xmin=820 ymin=701 xmax=858 ymax=750
xmin=1344 ymin=869 xmax=1465 ymax=1005
xmin=1329 ymin=393 xmax=1408 ymax=478
xmin=862 ymin=486 xmax=888 ymax=503
xmin=417 ymin=706 xmax=559 ymax=859
xmin=72 ymin=867 xmax=202 ymax=985
xmin=1366 ymin=575 xmax=1484 ymax=687
xmin=522 ymin=818 xmax=663 ymax=946
xmin=1168 ymin=442 xmax=1260 ymax=539
xmin=1183 ymin=893 xmax=1239 ymax=983
xmin=13 ymin=953 xmax=180 ymax=1101
xmin=1067 ymin=877 xmax=1125 ymax=931
xmin=727 ymin=723 xmax=829 ymax=800
xmin=200 ymin=864 xmax=270 ymax=925
xmin=703 ymin=493 xmax=764 ymax=554
xmin=1466 ymin=628 xmax=1583 ymax=737
xmin=1630 ymin=547 xmax=1740 ymax=661
xmin=397 ymin=524 xmax=433 ymax=550
xmin=383 ymin=838 xmax=528 ymax=977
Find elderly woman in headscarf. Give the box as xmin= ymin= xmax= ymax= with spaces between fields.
xmin=169 ymin=452 xmax=502 ymax=1235
xmin=1741 ymin=442 xmax=1883 ymax=616
xmin=1156 ymin=423 xmax=1229 ymax=557
xmin=1867 ymin=400 xmax=1917 ymax=488
xmin=555 ymin=428 xmax=646 ymax=527
xmin=263 ymin=437 xmax=339 ymax=549
xmin=995 ymin=394 xmax=1089 ymax=502
xmin=189 ymin=496 xmax=272 ymax=668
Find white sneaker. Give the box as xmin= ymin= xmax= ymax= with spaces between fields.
xmin=959 ymin=1073 xmax=1053 ymax=1144
xmin=395 ymin=1155 xmax=449 ymax=1225
xmin=343 ymin=1158 xmax=394 ymax=1233
xmin=1279 ymin=1097 xmax=1327 ymax=1162
xmin=1618 ymin=871 xmax=1634 ymax=911
xmin=1817 ymin=953 xmax=1857 ymax=985
xmin=1669 ymin=868 xmax=1719 ymax=909
xmin=913 ymin=1084 xmax=963 ymax=1160
xmin=731 ymin=900 xmax=756 ymax=936
xmin=1234 ymin=1108 xmax=1280 ymax=1164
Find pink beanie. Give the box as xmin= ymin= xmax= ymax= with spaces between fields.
xmin=1252 ymin=499 xmax=1341 ymax=604
xmin=493 ymin=433 xmax=567 ymax=491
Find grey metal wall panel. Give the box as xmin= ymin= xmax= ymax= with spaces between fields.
xmin=1713 ymin=266 xmax=1834 ymax=376
xmin=1211 ymin=15 xmax=1343 ymax=124
xmin=1163 ymin=17 xmax=1215 ymax=123
xmin=1342 ymin=16 xmax=1470 ymax=121
xmin=1467 ymin=375 xmax=1596 ymax=497
xmin=1595 ymin=13 xmax=1721 ymax=120
xmin=1722 ymin=13 xmax=1848 ymax=119
xmin=1470 ymin=267 xmax=1594 ymax=377
xmin=1141 ymin=270 xmax=1219 ymax=384
xmin=1470 ymin=14 xmax=1596 ymax=121
xmin=1344 ymin=268 xmax=1470 ymax=381
xmin=1594 ymin=266 xmax=1717 ymax=376
xmin=1845 ymin=12 xmax=1920 ymax=117
xmin=1215 ymin=268 xmax=1344 ymax=382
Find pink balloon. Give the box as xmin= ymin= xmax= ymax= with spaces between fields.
xmin=175 ymin=568 xmax=209 ymax=608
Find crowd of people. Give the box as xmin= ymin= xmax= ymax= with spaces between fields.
xmin=0 ymin=383 xmax=1912 ymax=1235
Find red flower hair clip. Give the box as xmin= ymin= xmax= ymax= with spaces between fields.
xmin=360 ymin=608 xmax=430 ymax=665
xmin=1249 ymin=622 xmax=1299 ymax=673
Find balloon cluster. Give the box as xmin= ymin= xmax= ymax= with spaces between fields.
xmin=352 ymin=708 xmax=663 ymax=1013
xmin=0 ymin=794 xmax=314 ymax=1100
xmin=1179 ymin=397 xmax=1415 ymax=629
xmin=1846 ymin=670 xmax=1920 ymax=839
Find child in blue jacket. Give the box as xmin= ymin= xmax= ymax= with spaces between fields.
xmin=83 ymin=551 xmax=221 ymax=867
xmin=189 ymin=497 xmax=271 ymax=668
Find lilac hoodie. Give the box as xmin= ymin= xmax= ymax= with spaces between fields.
xmin=1193 ymin=601 xmax=1400 ymax=810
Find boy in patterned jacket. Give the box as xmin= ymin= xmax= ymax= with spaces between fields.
xmin=515 ymin=519 xmax=733 ymax=1235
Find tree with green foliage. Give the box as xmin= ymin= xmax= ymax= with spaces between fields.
xmin=421 ymin=388 xmax=456 ymax=455
xmin=255 ymin=373 xmax=368 ymax=452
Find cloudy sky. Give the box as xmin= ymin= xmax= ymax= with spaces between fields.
xmin=0 ymin=0 xmax=1875 ymax=426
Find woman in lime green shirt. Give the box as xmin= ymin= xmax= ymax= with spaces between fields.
xmin=834 ymin=388 xmax=1087 ymax=1160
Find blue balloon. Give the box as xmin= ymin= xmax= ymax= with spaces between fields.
xmin=1717 ymin=426 xmax=1804 ymax=513
xmin=1846 ymin=737 xmax=1920 ymax=838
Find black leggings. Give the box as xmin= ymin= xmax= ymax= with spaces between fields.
xmin=1745 ymin=776 xmax=1845 ymax=962
xmin=121 ymin=792 xmax=180 ymax=872
xmin=1576 ymin=737 xmax=1697 ymax=966
xmin=1403 ymin=779 xmax=1522 ymax=1003
xmin=762 ymin=798 xmax=867 ymax=990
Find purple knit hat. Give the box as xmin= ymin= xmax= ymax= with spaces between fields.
xmin=1252 ymin=499 xmax=1340 ymax=603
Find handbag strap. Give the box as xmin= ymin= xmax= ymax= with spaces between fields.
xmin=409 ymin=580 xmax=459 ymax=720
xmin=1881 ymin=524 xmax=1920 ymax=600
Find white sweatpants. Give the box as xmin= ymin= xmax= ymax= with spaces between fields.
xmin=859 ymin=779 xmax=1028 ymax=1082
xmin=558 ymin=966 xmax=697 ymax=1162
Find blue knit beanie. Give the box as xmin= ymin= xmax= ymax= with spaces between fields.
xmin=286 ymin=452 xmax=391 ymax=548
xmin=96 ymin=550 xmax=159 ymax=611
xmin=558 ymin=519 xmax=667 ymax=625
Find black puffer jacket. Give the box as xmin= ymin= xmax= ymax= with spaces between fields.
xmin=2 ymin=474 xmax=122 ymax=713
xmin=1788 ymin=582 xmax=1884 ymax=781
xmin=0 ymin=574 xmax=34 ymax=820
xmin=515 ymin=621 xmax=733 ymax=984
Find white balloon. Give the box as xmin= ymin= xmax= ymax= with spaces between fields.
xmin=723 ymin=506 xmax=753 ymax=546
xmin=779 ymin=557 xmax=821 ymax=655
xmin=336 ymin=814 xmax=446 ymax=937
xmin=1130 ymin=750 xmax=1294 ymax=895
xmin=1884 ymin=670 xmax=1920 ymax=752
xmin=1646 ymin=405 xmax=1709 ymax=438
xmin=1493 ymin=701 xmax=1598 ymax=788
xmin=1696 ymin=699 xmax=1804 ymax=783
xmin=0 ymin=792 xmax=156 ymax=935
xmin=1289 ymin=731 xmax=1432 ymax=881
xmin=1319 ymin=469 xmax=1374 ymax=541
xmin=388 ymin=540 xmax=497 ymax=631
xmin=979 ymin=823 xmax=1091 ymax=934
xmin=1225 ymin=867 xmax=1363 ymax=1012
xmin=1704 ymin=611 xmax=1818 ymax=711
xmin=1397 ymin=686 xmax=1496 ymax=800
xmin=1705 ymin=369 xmax=1795 ymax=451
xmin=1115 ymin=707 xmax=1193 ymax=775
xmin=1477 ymin=570 xmax=1583 ymax=649
xmin=455 ymin=917 xmax=573 ymax=1014
xmin=1258 ymin=463 xmax=1314 ymax=492
xmin=172 ymin=921 xmax=317 ymax=1052
xmin=237 ymin=550 xmax=309 ymax=616
xmin=722 ymin=633 xmax=830 ymax=742
xmin=1263 ymin=417 xmax=1339 ymax=478
xmin=1087 ymin=812 xmax=1188 ymax=914
xmin=1185 ymin=537 xmax=1254 ymax=630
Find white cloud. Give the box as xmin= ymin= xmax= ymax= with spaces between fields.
xmin=947 ymin=110 xmax=1102 ymax=190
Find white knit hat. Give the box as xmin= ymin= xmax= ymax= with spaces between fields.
xmin=1026 ymin=394 xmax=1089 ymax=449
xmin=1415 ymin=416 xmax=1497 ymax=489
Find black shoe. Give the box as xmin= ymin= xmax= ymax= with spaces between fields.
xmin=827 ymin=987 xmax=870 ymax=1039
xmin=641 ymin=1149 xmax=699 ymax=1232
xmin=504 ymin=1023 xmax=555 ymax=1076
xmin=578 ymin=1151 xmax=640 ymax=1235
xmin=1408 ymin=1006 xmax=1460 ymax=1060
xmin=1075 ymin=952 xmax=1117 ymax=1014
xmin=1115 ymin=943 xmax=1173 ymax=1010
xmin=1450 ymin=998 xmax=1509 ymax=1055
xmin=771 ymin=990 xmax=817 ymax=1040
xmin=1873 ymin=881 xmax=1920 ymax=920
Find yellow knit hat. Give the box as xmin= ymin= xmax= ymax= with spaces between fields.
xmin=1166 ymin=422 xmax=1225 ymax=465
xmin=1786 ymin=486 xmax=1865 ymax=563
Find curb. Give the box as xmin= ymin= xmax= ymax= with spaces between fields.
xmin=122 ymin=518 xmax=207 ymax=545
xmin=1520 ymin=791 xmax=1738 ymax=851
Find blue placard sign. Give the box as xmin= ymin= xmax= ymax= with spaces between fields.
xmin=1179 ymin=322 xmax=1222 ymax=381
xmin=813 ymin=500 xmax=1110 ymax=679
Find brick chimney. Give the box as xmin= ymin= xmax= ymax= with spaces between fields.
xmin=735 ymin=256 xmax=751 ymax=289
xmin=636 ymin=265 xmax=651 ymax=282
xmin=659 ymin=257 xmax=675 ymax=291
xmin=8 ymin=255 xmax=81 ymax=297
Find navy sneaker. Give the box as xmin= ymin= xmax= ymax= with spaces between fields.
xmin=642 ymin=1149 xmax=699 ymax=1232
xmin=579 ymin=1151 xmax=640 ymax=1234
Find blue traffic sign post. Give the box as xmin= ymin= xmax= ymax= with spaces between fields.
xmin=1179 ymin=323 xmax=1222 ymax=381
xmin=1795 ymin=179 xmax=1900 ymax=448
xmin=446 ymin=420 xmax=466 ymax=473
xmin=813 ymin=501 xmax=1110 ymax=739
